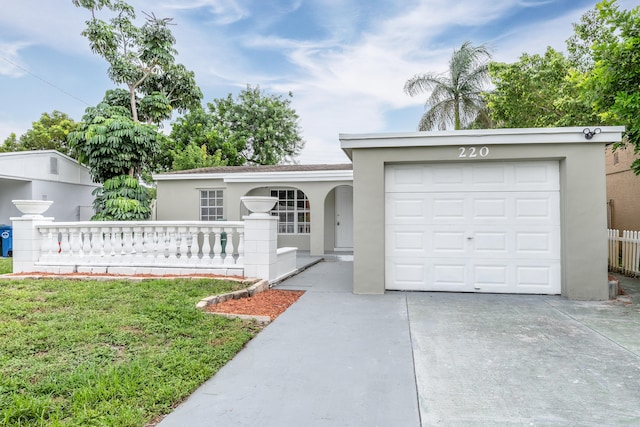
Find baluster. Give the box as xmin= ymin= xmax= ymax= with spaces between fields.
xmin=122 ymin=227 xmax=133 ymax=258
xmin=178 ymin=227 xmax=189 ymax=262
xmin=90 ymin=227 xmax=102 ymax=260
xmin=59 ymin=229 xmax=71 ymax=257
xmin=51 ymin=228 xmax=61 ymax=258
xmin=69 ymin=228 xmax=81 ymax=256
xmin=167 ymin=227 xmax=178 ymax=260
xmin=155 ymin=228 xmax=165 ymax=261
xmin=189 ymin=226 xmax=200 ymax=263
xmin=224 ymin=227 xmax=235 ymax=265
xmin=236 ymin=229 xmax=244 ymax=265
xmin=38 ymin=228 xmax=50 ymax=262
xmin=201 ymin=229 xmax=212 ymax=264
xmin=131 ymin=227 xmax=142 ymax=263
xmin=159 ymin=229 xmax=169 ymax=259
xmin=212 ymin=230 xmax=223 ymax=264
xmin=81 ymin=227 xmax=91 ymax=258
xmin=113 ymin=228 xmax=122 ymax=257
xmin=88 ymin=227 xmax=99 ymax=260
xmin=143 ymin=227 xmax=155 ymax=263
xmin=131 ymin=227 xmax=144 ymax=255
xmin=103 ymin=228 xmax=113 ymax=257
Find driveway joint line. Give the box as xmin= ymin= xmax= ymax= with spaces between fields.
xmin=404 ymin=293 xmax=423 ymax=427
xmin=544 ymin=298 xmax=640 ymax=360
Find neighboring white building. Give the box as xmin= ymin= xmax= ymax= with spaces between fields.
xmin=0 ymin=150 xmax=98 ymax=224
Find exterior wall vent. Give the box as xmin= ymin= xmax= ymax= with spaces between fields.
xmin=50 ymin=157 xmax=59 ymax=175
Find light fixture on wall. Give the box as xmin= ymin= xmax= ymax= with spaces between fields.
xmin=583 ymin=127 xmax=601 ymax=140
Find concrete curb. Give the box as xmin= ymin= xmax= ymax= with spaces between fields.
xmin=207 ymin=312 xmax=271 ymax=324
xmin=195 ymin=279 xmax=268 ymax=309
xmin=197 ymin=279 xmax=272 ymax=324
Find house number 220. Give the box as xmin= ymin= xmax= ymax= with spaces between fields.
xmin=458 ymin=146 xmax=489 ymax=158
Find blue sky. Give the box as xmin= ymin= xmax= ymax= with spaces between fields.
xmin=0 ymin=0 xmax=637 ymax=164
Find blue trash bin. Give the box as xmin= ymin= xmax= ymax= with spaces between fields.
xmin=0 ymin=225 xmax=12 ymax=257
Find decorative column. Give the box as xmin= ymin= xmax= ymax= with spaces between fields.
xmin=241 ymin=196 xmax=278 ymax=281
xmin=10 ymin=200 xmax=54 ymax=273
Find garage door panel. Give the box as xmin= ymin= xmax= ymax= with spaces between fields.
xmin=389 ymin=225 xmax=560 ymax=256
xmin=387 ymin=227 xmax=428 ymax=256
xmin=387 ymin=192 xmax=559 ymax=225
xmin=473 ymin=264 xmax=509 ymax=289
xmin=385 ymin=160 xmax=561 ymax=294
xmin=386 ymin=161 xmax=559 ymax=193
xmin=515 ymin=193 xmax=559 ymax=222
xmin=473 ymin=198 xmax=507 ymax=219
xmin=385 ymin=258 xmax=429 ymax=291
xmin=473 ymin=232 xmax=508 ymax=253
xmin=516 ymin=262 xmax=561 ymax=290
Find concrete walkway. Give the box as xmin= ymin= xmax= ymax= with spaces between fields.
xmin=159 ymin=260 xmax=420 ymax=426
xmin=160 ymin=261 xmax=640 ymax=426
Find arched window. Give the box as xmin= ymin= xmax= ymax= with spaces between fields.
xmin=270 ymin=189 xmax=310 ymax=234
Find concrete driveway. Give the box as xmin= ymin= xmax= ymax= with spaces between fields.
xmin=408 ymin=292 xmax=640 ymax=425
xmin=160 ymin=261 xmax=640 ymax=426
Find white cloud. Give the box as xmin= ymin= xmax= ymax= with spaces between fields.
xmin=161 ymin=0 xmax=250 ymax=24
xmin=0 ymin=2 xmax=89 ymax=56
xmin=0 ymin=42 xmax=31 ymax=77
xmin=0 ymin=0 xmax=623 ymax=164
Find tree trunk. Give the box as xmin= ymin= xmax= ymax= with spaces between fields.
xmin=129 ymin=85 xmax=139 ymax=122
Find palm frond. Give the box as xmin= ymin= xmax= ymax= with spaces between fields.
xmin=405 ymin=41 xmax=493 ymax=130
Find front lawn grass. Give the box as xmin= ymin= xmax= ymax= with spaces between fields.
xmin=0 ymin=257 xmax=12 ymax=274
xmin=0 ymin=277 xmax=259 ymax=426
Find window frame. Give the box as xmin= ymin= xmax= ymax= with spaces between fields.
xmin=270 ymin=188 xmax=310 ymax=235
xmin=199 ymin=189 xmax=225 ymax=221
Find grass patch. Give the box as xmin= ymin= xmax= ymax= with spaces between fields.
xmin=0 ymin=258 xmax=12 ymax=274
xmin=0 ymin=277 xmax=259 ymax=426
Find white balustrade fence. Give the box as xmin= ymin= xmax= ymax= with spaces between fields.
xmin=11 ymin=198 xmax=297 ymax=281
xmin=608 ymin=229 xmax=640 ymax=276
xmin=34 ymin=221 xmax=245 ymax=276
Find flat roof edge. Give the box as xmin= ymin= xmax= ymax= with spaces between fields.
xmin=339 ymin=126 xmax=626 ymax=141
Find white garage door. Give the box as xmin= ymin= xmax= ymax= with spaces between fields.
xmin=385 ymin=161 xmax=561 ymax=294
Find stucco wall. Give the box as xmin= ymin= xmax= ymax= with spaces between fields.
xmin=155 ymin=177 xmax=352 ymax=255
xmin=0 ymin=180 xmax=31 ymax=225
xmin=31 ymin=181 xmax=96 ymax=222
xmin=348 ymin=140 xmax=609 ymax=300
xmin=0 ymin=151 xmax=93 ymax=185
xmin=605 ymin=144 xmax=640 ymax=231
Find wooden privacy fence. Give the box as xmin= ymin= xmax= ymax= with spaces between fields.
xmin=608 ymin=229 xmax=640 ymax=276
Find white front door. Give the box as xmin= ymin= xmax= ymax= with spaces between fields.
xmin=385 ymin=161 xmax=561 ymax=294
xmin=335 ymin=186 xmax=353 ymax=249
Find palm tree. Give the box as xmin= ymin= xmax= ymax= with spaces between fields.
xmin=404 ymin=41 xmax=492 ymax=130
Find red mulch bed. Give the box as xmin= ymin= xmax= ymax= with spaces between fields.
xmin=207 ymin=289 xmax=305 ymax=321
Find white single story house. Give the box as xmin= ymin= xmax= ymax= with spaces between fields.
xmin=153 ymin=126 xmax=624 ymax=300
xmin=153 ymin=164 xmax=353 ymax=256
xmin=340 ymin=126 xmax=625 ymax=300
xmin=0 ymin=150 xmax=98 ymax=225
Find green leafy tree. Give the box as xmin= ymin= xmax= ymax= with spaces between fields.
xmin=579 ymin=0 xmax=640 ymax=172
xmin=68 ymin=102 xmax=158 ymax=219
xmin=486 ymin=48 xmax=598 ymax=128
xmin=73 ymin=0 xmax=202 ymax=124
xmin=71 ymin=0 xmax=203 ymax=218
xmin=166 ymin=85 xmax=304 ymax=169
xmin=566 ymin=7 xmax=616 ymax=73
xmin=404 ymin=41 xmax=492 ymax=130
xmin=0 ymin=111 xmax=78 ymax=157
xmin=170 ymin=143 xmax=225 ymax=171
xmin=92 ymin=175 xmax=151 ymax=220
xmin=69 ymin=102 xmax=159 ymax=182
